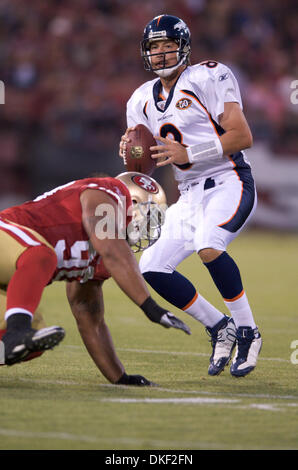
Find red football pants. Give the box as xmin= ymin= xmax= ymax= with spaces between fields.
xmin=6 ymin=245 xmax=57 ymax=314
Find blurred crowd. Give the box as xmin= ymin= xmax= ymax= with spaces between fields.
xmin=0 ymin=0 xmax=297 ymax=206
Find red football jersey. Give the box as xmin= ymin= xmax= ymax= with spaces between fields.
xmin=0 ymin=177 xmax=132 ymax=283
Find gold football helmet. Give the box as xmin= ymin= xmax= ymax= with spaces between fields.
xmin=116 ymin=171 xmax=167 ymax=252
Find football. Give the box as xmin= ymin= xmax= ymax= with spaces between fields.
xmin=124 ymin=124 xmax=157 ymax=176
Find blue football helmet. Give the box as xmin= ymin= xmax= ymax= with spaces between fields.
xmin=141 ymin=14 xmax=191 ymax=77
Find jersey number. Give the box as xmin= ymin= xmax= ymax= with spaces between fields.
xmin=55 ymin=240 xmax=95 ymax=268
xmin=160 ymin=123 xmax=192 ymax=170
xmin=200 ymin=60 xmax=218 ymax=68
xmin=53 ymin=240 xmax=96 ymax=282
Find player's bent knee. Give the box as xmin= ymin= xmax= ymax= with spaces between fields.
xmin=139 ymin=252 xmax=170 ymax=274
xmin=17 ymin=245 xmax=57 ymax=275
xmin=198 ymin=248 xmax=223 ymax=263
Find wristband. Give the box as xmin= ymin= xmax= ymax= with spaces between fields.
xmin=116 ymin=372 xmax=129 ymax=385
xmin=186 ymin=138 xmax=223 ymax=164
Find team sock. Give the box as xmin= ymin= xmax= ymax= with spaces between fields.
xmin=203 ymin=251 xmax=256 ymax=328
xmin=224 ymin=292 xmax=256 ymax=329
xmin=5 ymin=245 xmax=57 ymax=321
xmin=183 ymin=293 xmax=224 ymax=327
xmin=143 ymin=271 xmax=224 ymax=327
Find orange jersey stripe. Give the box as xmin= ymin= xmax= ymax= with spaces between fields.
xmin=180 ymin=90 xmax=220 ymax=137
xmin=180 ymin=90 xmax=239 ymax=177
xmin=180 ymin=91 xmax=245 ymax=226
xmin=144 ymin=100 xmax=148 ymax=117
xmin=218 ymin=179 xmax=243 ymax=228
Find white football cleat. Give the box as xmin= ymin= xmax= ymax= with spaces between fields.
xmin=206 ymin=315 xmax=236 ymax=376
xmin=230 ymin=326 xmax=262 ymax=377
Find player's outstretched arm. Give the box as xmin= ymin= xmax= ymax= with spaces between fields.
xmin=66 ymin=280 xmax=154 ymax=385
xmin=80 ymin=189 xmax=191 ymax=335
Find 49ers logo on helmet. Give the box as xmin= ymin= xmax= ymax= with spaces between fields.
xmin=132 ymin=175 xmax=158 ymax=194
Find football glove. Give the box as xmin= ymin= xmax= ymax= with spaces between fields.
xmin=160 ymin=312 xmax=191 ymax=335
xmin=116 ymin=373 xmax=157 ymax=386
xmin=140 ymin=296 xmax=191 ymax=335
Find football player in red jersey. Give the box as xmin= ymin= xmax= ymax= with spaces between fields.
xmin=0 ymin=173 xmax=190 ymax=386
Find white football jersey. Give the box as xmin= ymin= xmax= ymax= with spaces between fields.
xmin=126 ymin=61 xmax=251 ymax=187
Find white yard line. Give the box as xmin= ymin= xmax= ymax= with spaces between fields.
xmin=119 ymin=348 xmax=288 ymax=363
xmin=0 ymin=428 xmax=98 ymax=443
xmin=0 ymin=425 xmax=294 ymax=449
xmin=64 ymin=344 xmax=290 ymax=363
xmin=1 ymin=344 xmax=297 ymax=404
xmin=1 ymin=376 xmax=298 ymax=402
xmin=101 ymin=397 xmax=240 ymax=404
xmin=246 ymin=404 xmax=283 ymax=412
xmin=0 ymin=428 xmax=231 ymax=449
xmin=100 ymin=397 xmax=298 ymax=413
xmin=143 ymin=387 xmax=298 ymax=401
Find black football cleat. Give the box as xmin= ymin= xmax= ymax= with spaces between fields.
xmin=2 ymin=326 xmax=65 ymax=365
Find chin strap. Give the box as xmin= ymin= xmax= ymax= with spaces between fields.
xmin=154 ymin=64 xmax=181 ymax=78
xmin=153 ymin=55 xmax=186 ymax=78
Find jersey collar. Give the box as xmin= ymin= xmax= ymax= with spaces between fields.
xmin=152 ymin=69 xmax=186 ymax=113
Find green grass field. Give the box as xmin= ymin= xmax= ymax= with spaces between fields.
xmin=0 ymin=230 xmax=297 ymax=450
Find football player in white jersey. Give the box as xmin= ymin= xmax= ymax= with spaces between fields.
xmin=119 ymin=14 xmax=262 ymax=377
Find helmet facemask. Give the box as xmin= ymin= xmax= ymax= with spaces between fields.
xmin=141 ymin=38 xmax=190 ymax=77
xmin=116 ymin=172 xmax=167 ymax=253
xmin=127 ymin=198 xmax=165 ymax=252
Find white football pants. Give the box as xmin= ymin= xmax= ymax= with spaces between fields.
xmin=139 ymin=171 xmax=257 ymax=274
